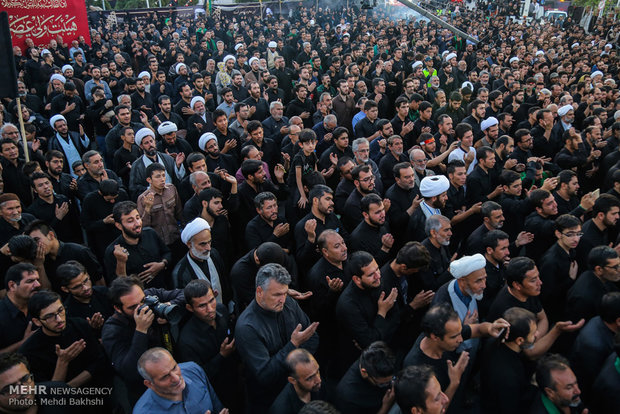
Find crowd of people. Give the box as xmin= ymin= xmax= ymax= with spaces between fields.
xmin=1 ymin=0 xmax=620 ymax=413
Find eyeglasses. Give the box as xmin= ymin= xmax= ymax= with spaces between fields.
xmin=413 ymin=159 xmax=427 ymax=164
xmin=604 ymin=264 xmax=620 ymax=271
xmin=562 ymin=232 xmax=583 ymax=238
xmin=359 ymin=175 xmax=375 ymax=183
xmin=68 ymin=276 xmax=91 ymax=291
xmin=0 ymin=373 xmax=34 ymax=395
xmin=39 ymin=306 xmax=65 ymax=323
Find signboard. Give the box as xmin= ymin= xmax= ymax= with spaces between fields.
xmin=2 ymin=0 xmax=91 ymax=51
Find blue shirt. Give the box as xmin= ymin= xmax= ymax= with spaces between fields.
xmin=133 ymin=362 xmax=223 ymax=414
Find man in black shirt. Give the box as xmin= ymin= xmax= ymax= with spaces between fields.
xmin=393 ymin=365 xmax=450 ymax=414
xmin=237 ymin=159 xmax=287 ymax=229
xmin=294 ymin=185 xmax=349 ymax=270
xmin=26 ymin=172 xmax=82 ymax=243
xmin=385 ymin=163 xmax=421 ymax=249
xmin=350 ymin=194 xmax=393 ymax=266
xmin=285 ymin=84 xmax=316 ymax=129
xmin=0 ymin=263 xmax=42 ymax=353
xmin=524 ymin=189 xmax=559 ymax=264
xmin=354 ymin=100 xmax=381 ymax=141
xmin=79 ymin=180 xmax=128 ymax=263
xmin=590 ymin=335 xmax=620 ymax=413
xmin=24 ymin=220 xmax=104 ymax=292
xmin=576 ymin=194 xmax=620 ymax=270
xmin=465 ymin=146 xmax=502 ymax=207
xmin=552 ymin=169 xmax=592 ymax=217
xmin=270 ymin=349 xmax=325 ymax=414
xmin=566 ymin=246 xmax=620 ymax=322
xmin=235 ymin=263 xmax=318 ymax=413
xmin=481 ymin=307 xmax=539 ymax=414
xmin=342 ymin=164 xmax=379 ymax=232
xmin=460 ymin=201 xmax=505 ymax=256
xmin=530 ymin=355 xmax=586 ymax=414
xmin=243 ymin=82 xmax=270 ymax=122
xmin=245 ymin=192 xmax=291 ymax=251
xmin=45 ymin=150 xmax=77 ymax=200
xmin=378 ymin=136 xmax=408 ymax=190
xmin=101 ymin=276 xmax=185 ymax=402
xmin=59 ymin=261 xmax=113 ymax=338
xmin=19 ymin=291 xmax=107 ymax=386
xmin=103 ymin=201 xmax=171 ymax=287
xmin=335 ymin=341 xmax=398 ymax=414
xmin=177 ymin=280 xmax=239 ymax=412
xmin=479 ymin=230 xmax=510 ymax=319
xmin=335 ymin=251 xmax=399 ymax=377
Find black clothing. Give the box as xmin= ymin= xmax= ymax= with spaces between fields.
xmin=100 ymin=288 xmax=184 ymax=393
xmin=76 ymin=170 xmax=123 ymax=201
xmin=104 ymin=122 xmax=145 ymax=160
xmin=403 ymin=334 xmax=461 ymax=391
xmin=499 ymin=193 xmax=532 ymax=240
xmin=0 ymin=296 xmax=31 ymax=350
xmin=294 ymin=211 xmax=349 ymax=270
xmin=230 ymin=250 xmax=260 ymax=312
xmin=479 ymin=260 xmax=506 ymax=320
xmin=243 ymin=96 xmax=270 ymax=122
xmin=269 ymin=383 xmax=325 ymax=414
xmin=335 ymin=282 xmax=399 ymax=376
xmin=335 ymin=361 xmax=388 ymax=414
xmin=591 ymin=353 xmax=620 ymax=414
xmin=460 ymin=223 xmax=490 ymax=256
xmin=112 ymin=146 xmax=141 ymax=186
xmin=570 ymin=316 xmax=616 ymax=399
xmin=350 ymin=220 xmax=391 ymax=266
xmin=385 ymin=183 xmax=419 ymax=247
xmin=245 ymin=214 xmax=291 ymax=251
xmin=480 ymin=339 xmax=537 ymax=414
xmin=1 ymin=157 xmax=33 ymax=206
xmin=237 ymin=180 xmax=288 ymax=228
xmin=486 ymin=286 xmax=543 ymax=322
xmin=465 ymin=165 xmax=497 ymax=206
xmin=524 ymin=211 xmax=557 ymax=264
xmin=63 ymin=285 xmax=113 ymax=324
xmin=565 ymin=270 xmax=619 ymax=322
xmin=177 ymin=304 xmax=239 ymax=410
xmin=103 ymin=227 xmax=171 ymax=287
xmin=354 ymin=116 xmax=377 ymax=139
xmin=553 ymin=192 xmax=585 ymax=217
xmin=19 ymin=318 xmax=106 ymax=383
xmin=43 ymin=242 xmax=103 ymax=293
xmin=285 ymin=98 xmax=315 ymax=129
xmin=334 ymin=178 xmax=355 ymax=214
xmin=235 ymin=297 xmax=318 ymax=413
xmin=418 ymin=238 xmax=453 ymax=292
xmin=378 ymin=152 xmax=408 ymax=190
xmin=26 ymin=194 xmax=82 ymax=243
xmin=539 ymin=243 xmax=575 ymax=324
xmin=0 ymin=214 xmax=36 ymax=248
xmin=576 ymin=219 xmax=609 ymax=270
xmin=170 ymin=249 xmax=229 ymax=298
xmin=80 ymin=190 xmax=128 ymax=262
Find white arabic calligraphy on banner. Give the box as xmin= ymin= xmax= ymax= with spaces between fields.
xmin=0 ymin=0 xmax=67 ymax=8
xmin=9 ymin=15 xmax=78 ymax=39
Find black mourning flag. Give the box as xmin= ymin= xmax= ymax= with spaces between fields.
xmin=0 ymin=12 xmax=18 ymax=99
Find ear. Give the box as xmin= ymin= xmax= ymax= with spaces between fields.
xmin=287 ymin=376 xmax=296 ymax=386
xmin=114 ymin=222 xmax=123 ymax=231
xmin=32 ymin=318 xmax=42 ymax=328
xmin=143 ymin=379 xmax=152 ymax=389
xmin=61 ymin=286 xmax=69 ymax=294
xmin=185 ymin=303 xmax=194 ymax=313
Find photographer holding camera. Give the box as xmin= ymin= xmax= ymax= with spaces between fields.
xmin=101 ymin=276 xmax=185 ymax=405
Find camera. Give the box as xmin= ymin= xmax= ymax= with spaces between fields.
xmin=139 ymin=296 xmax=183 ymax=324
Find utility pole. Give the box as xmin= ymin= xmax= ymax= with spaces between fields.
xmin=397 ymin=0 xmax=479 ymax=44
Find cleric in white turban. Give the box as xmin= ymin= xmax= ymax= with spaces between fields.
xmin=176 ymin=217 xmax=227 ymax=303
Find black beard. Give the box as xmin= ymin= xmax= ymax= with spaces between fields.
xmin=145 ymin=148 xmax=157 ymax=157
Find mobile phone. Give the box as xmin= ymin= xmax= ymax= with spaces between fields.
xmin=592 ymin=189 xmax=600 ymax=199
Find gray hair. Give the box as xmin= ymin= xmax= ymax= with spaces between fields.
xmin=255 ymin=263 xmax=291 ymax=290
xmin=137 ymin=347 xmax=172 ymax=382
xmin=409 ymin=148 xmax=425 ymax=162
xmin=289 ymin=116 xmax=302 ymax=126
xmin=270 ymin=101 xmax=283 ymax=111
xmin=117 ymin=94 xmax=131 ymax=104
xmin=324 ymin=114 xmax=337 ymax=125
xmin=319 ymin=92 xmax=332 ymax=103
xmin=81 ymin=150 xmax=101 ymax=164
xmin=189 ymin=171 xmax=208 ymax=187
xmin=0 ymin=123 xmax=18 ymax=136
xmin=425 ymin=214 xmax=450 ymax=236
xmin=352 ymin=137 xmax=369 ymax=152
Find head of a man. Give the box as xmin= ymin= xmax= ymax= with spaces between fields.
xmin=350 ymin=251 xmax=381 ymax=290
xmin=589 ymin=246 xmax=620 ymax=283
xmin=358 ymin=341 xmax=397 ymax=390
xmin=184 ymin=279 xmax=217 ymax=324
xmin=0 ymin=353 xmax=36 ymax=411
xmin=30 ymin=291 xmax=66 ymax=336
xmin=506 ymin=257 xmax=542 ymax=298
xmin=5 ymin=262 xmax=41 ymax=303
xmin=255 ymin=263 xmax=291 ymax=312
xmin=113 ymin=201 xmax=142 ymax=240
xmin=503 ymin=307 xmax=538 ymax=350
xmin=394 ymin=365 xmax=449 ymax=414
xmin=286 ymin=349 xmax=322 ymax=395
xmin=422 ymin=304 xmax=463 ymax=353
xmin=137 ymin=348 xmax=185 ymax=400
xmin=535 ymin=354 xmax=582 ymax=409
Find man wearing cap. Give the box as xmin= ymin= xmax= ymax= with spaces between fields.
xmin=0 ymin=193 xmax=37 ymax=248
xmin=48 ymin=114 xmax=90 ymax=178
xmin=186 ymin=95 xmax=214 ymax=151
xmin=84 ymin=67 xmax=112 ymax=104
xmin=172 ymin=218 xmax=229 ymax=300
xmin=552 ymin=104 xmax=575 ymax=144
xmin=267 ymin=41 xmax=280 ymax=70
xmin=477 ymin=116 xmax=499 ymax=148
xmin=129 ymin=128 xmax=185 ymax=199
xmin=156 ymin=121 xmax=192 ymax=160
xmin=408 ymin=175 xmax=450 ymax=242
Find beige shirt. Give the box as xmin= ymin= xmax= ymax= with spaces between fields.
xmin=137 ymin=184 xmax=183 ymax=245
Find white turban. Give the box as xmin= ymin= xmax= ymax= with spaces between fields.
xmin=249 ymin=57 xmax=259 ymax=66
xmin=461 ymin=81 xmax=474 ymax=91
xmin=199 ymin=132 xmax=217 ymax=151
xmin=137 ymin=71 xmax=151 ymax=79
xmin=135 ymin=127 xmax=155 ymax=147
xmin=49 ymin=114 xmax=66 ymax=128
xmin=190 ymin=96 xmax=205 ymax=109
xmin=50 ymin=74 xmax=66 ymax=84
xmin=445 ymin=52 xmax=457 ymax=62
xmin=40 ymin=49 xmax=51 ymax=57
xmin=450 ymin=254 xmax=486 ymax=279
xmin=268 ymin=41 xmax=277 ymax=48
xmin=223 ymin=55 xmax=236 ymax=64
xmin=591 ymin=70 xmax=603 ymax=78
xmin=557 ymin=104 xmax=574 ymax=117
xmin=420 ymin=175 xmax=450 ymax=198
xmin=481 ymin=117 xmax=498 ymax=131
xmin=535 ymin=50 xmax=545 ymax=56
xmin=234 ymin=43 xmax=244 ymax=51
xmin=181 ymin=217 xmax=211 ymax=244
xmin=571 ymin=42 xmax=580 ymax=49
xmin=175 ymin=63 xmax=187 ymax=74
xmin=411 ymin=61 xmax=423 ymax=70
xmin=509 ymin=57 xmax=519 ymax=64
xmin=157 ymin=121 xmax=177 ymax=136
xmin=61 ymin=65 xmax=73 ymax=73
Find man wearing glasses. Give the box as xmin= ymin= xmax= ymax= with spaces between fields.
xmin=18 ymin=291 xmax=107 ymax=387
xmin=0 ymin=353 xmax=76 ymax=413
